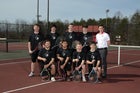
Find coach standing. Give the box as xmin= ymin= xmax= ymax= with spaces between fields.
xmin=96 ymin=25 xmax=110 ymax=78
xmin=28 ymin=24 xmax=44 ymax=77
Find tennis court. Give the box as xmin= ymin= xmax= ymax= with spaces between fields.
xmin=0 ymin=42 xmax=140 ymax=93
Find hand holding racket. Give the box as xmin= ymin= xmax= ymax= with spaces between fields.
xmin=40 ymin=68 xmax=51 ymax=81
xmin=58 ymin=62 xmax=66 ymax=80
xmin=30 ymin=42 xmax=42 ymax=54
xmin=72 ymin=61 xmax=81 ymax=81
xmin=88 ymin=55 xmax=98 ymax=82
xmin=42 ymin=58 xmax=47 ymax=62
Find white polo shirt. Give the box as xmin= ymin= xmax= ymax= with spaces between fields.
xmin=96 ymin=32 xmax=110 ymax=48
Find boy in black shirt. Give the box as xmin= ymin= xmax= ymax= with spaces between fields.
xmin=45 ymin=24 xmax=59 ymax=48
xmin=57 ymin=40 xmax=72 ymax=81
xmin=72 ymin=43 xmax=86 ymax=82
xmin=79 ymin=25 xmax=91 ymax=53
xmin=86 ymin=41 xmax=102 ymax=83
xmin=63 ymin=24 xmax=77 ymax=49
xmin=28 ymin=24 xmax=44 ymax=77
xmin=38 ymin=40 xmax=56 ymax=81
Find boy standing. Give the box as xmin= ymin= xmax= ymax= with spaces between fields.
xmin=28 ymin=24 xmax=44 ymax=77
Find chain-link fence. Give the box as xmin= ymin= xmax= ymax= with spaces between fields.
xmin=0 ymin=23 xmax=33 ymax=41
xmin=0 ymin=23 xmax=33 ymax=52
xmin=109 ymin=23 xmax=140 ymax=45
xmin=0 ymin=22 xmax=140 ymax=52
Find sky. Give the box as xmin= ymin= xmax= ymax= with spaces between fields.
xmin=0 ymin=0 xmax=139 ymax=23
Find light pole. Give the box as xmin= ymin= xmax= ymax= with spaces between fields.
xmin=37 ymin=0 xmax=41 ymax=23
xmin=106 ymin=9 xmax=109 ymax=31
xmin=47 ymin=0 xmax=50 ymax=32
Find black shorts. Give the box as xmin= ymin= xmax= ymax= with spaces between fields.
xmin=73 ymin=62 xmax=83 ymax=71
xmin=39 ymin=61 xmax=52 ymax=69
xmin=88 ymin=63 xmax=101 ymax=72
xmin=30 ymin=51 xmax=39 ymax=63
xmin=60 ymin=61 xmax=72 ymax=71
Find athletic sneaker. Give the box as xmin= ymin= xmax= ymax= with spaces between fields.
xmin=94 ymin=78 xmax=102 ymax=84
xmin=82 ymin=76 xmax=86 ymax=82
xmin=51 ymin=77 xmax=56 ymax=81
xmin=28 ymin=72 xmax=34 ymax=77
xmin=98 ymin=78 xmax=102 ymax=83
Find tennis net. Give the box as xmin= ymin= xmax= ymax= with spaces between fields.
xmin=108 ymin=45 xmax=140 ymax=66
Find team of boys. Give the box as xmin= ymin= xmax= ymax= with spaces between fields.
xmin=28 ymin=24 xmax=110 ymax=83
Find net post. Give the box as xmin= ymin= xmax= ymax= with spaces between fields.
xmin=118 ymin=45 xmax=120 ymax=66
xmin=6 ymin=39 xmax=8 ymax=52
xmin=6 ymin=23 xmax=9 ymax=52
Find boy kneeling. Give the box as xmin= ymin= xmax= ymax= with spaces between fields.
xmin=38 ymin=40 xmax=56 ymax=81
xmin=86 ymin=41 xmax=102 ymax=83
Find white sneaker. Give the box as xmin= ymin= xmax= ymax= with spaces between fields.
xmin=28 ymin=72 xmax=34 ymax=77
xmin=82 ymin=76 xmax=86 ymax=82
xmin=51 ymin=77 xmax=56 ymax=81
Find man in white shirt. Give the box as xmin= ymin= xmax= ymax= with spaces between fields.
xmin=96 ymin=25 xmax=110 ymax=78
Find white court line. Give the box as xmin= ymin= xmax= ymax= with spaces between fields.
xmin=2 ymin=81 xmax=54 ymax=93
xmin=0 ymin=57 xmax=29 ymax=61
xmin=107 ymin=60 xmax=140 ymax=69
xmin=2 ymin=60 xmax=140 ymax=93
xmin=0 ymin=61 xmax=30 ymax=66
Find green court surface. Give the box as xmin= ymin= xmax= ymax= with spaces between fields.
xmin=0 ymin=50 xmax=29 ymax=60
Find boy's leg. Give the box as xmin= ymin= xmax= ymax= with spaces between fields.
xmin=29 ymin=50 xmax=40 ymax=77
xmin=95 ymin=67 xmax=102 ymax=83
xmin=28 ymin=62 xmax=36 ymax=77
xmin=38 ymin=60 xmax=44 ymax=73
xmin=29 ymin=53 xmax=38 ymax=77
xmin=97 ymin=67 xmax=102 ymax=79
xmin=82 ymin=65 xmax=86 ymax=82
xmin=66 ymin=62 xmax=72 ymax=81
xmin=50 ymin=64 xmax=56 ymax=81
xmin=31 ymin=62 xmax=36 ymax=72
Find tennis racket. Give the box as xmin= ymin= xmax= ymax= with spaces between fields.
xmin=60 ymin=67 xmax=66 ymax=80
xmin=72 ymin=68 xmax=81 ymax=81
xmin=40 ymin=68 xmax=51 ymax=81
xmin=72 ymin=53 xmax=81 ymax=81
xmin=88 ymin=55 xmax=98 ymax=82
xmin=30 ymin=42 xmax=42 ymax=54
xmin=57 ymin=61 xmax=67 ymax=80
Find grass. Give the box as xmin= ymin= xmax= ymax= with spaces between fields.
xmin=0 ymin=50 xmax=29 ymax=60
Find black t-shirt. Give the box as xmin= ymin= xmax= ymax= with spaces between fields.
xmin=86 ymin=50 xmax=101 ymax=66
xmin=38 ymin=48 xmax=54 ymax=64
xmin=57 ymin=48 xmax=71 ymax=63
xmin=72 ymin=51 xmax=86 ymax=65
xmin=79 ymin=32 xmax=91 ymax=46
xmin=63 ymin=31 xmax=77 ymax=48
xmin=28 ymin=33 xmax=44 ymax=50
xmin=45 ymin=32 xmax=59 ymax=47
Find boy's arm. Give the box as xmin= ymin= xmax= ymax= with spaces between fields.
xmin=37 ymin=56 xmax=46 ymax=62
xmin=57 ymin=54 xmax=63 ymax=61
xmin=28 ymin=42 xmax=32 ymax=54
xmin=96 ymin=60 xmax=100 ymax=68
xmin=48 ymin=58 xmax=55 ymax=66
xmin=63 ymin=57 xmax=70 ymax=66
xmin=86 ymin=60 xmax=94 ymax=64
xmin=78 ymin=60 xmax=85 ymax=68
xmin=44 ymin=58 xmax=54 ymax=68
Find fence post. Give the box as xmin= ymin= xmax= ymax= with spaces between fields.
xmin=118 ymin=45 xmax=120 ymax=65
xmin=6 ymin=23 xmax=8 ymax=52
